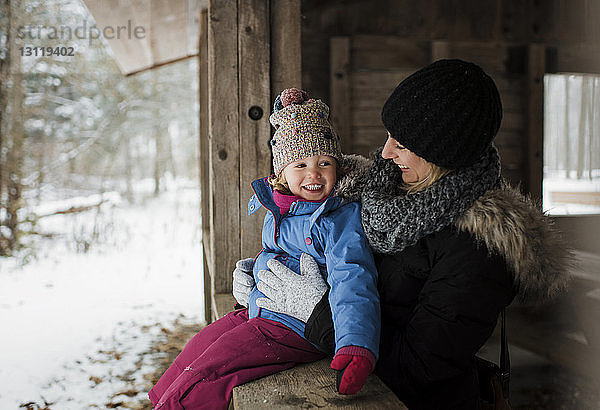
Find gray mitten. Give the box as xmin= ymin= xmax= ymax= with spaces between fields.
xmin=256 ymin=253 xmax=327 ymax=322
xmin=232 ymin=258 xmax=255 ymax=307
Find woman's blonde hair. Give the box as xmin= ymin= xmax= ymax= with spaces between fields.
xmin=403 ymin=162 xmax=451 ymax=194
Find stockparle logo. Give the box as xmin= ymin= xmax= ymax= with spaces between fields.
xmin=16 ymin=20 xmax=146 ymax=46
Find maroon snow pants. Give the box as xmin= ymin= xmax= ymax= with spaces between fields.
xmin=149 ymin=308 xmax=325 ymax=409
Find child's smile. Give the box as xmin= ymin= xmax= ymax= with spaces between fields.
xmin=283 ymin=155 xmax=337 ymax=201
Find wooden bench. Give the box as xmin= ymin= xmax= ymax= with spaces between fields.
xmin=232 ymin=359 xmax=406 ymax=409
xmin=212 ymin=294 xmax=406 ymax=409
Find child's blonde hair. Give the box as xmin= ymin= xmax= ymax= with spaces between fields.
xmin=403 ymin=163 xmax=451 ymax=194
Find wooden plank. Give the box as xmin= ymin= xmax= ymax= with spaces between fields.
xmin=441 ymin=42 xmax=509 ymax=74
xmin=501 ymin=168 xmax=525 ymax=187
xmin=553 ymin=215 xmax=600 ymax=255
xmin=351 ymin=36 xmax=430 ymax=70
xmin=500 ymin=110 xmax=525 ymax=131
xmin=330 ymin=37 xmax=352 ymax=152
xmin=271 ymin=0 xmax=302 ymax=95
xmin=198 ymin=8 xmax=211 ymax=323
xmin=83 ymin=0 xmax=153 ymax=74
xmin=208 ymin=0 xmax=240 ymax=294
xmin=526 ymin=44 xmax=545 ymax=200
xmin=551 ymin=191 xmax=600 ymax=206
xmin=351 ymin=71 xmax=414 ymax=90
xmin=233 ymin=359 xmax=407 ymax=409
xmin=496 ymin=145 xmax=523 ymax=168
xmin=150 ymin=0 xmax=189 ymax=63
xmin=431 ymin=40 xmax=450 ymax=61
xmin=213 ymin=293 xmax=236 ymax=320
xmin=351 ymin=108 xmax=383 ymax=128
xmin=239 ymin=0 xmax=271 ymax=261
xmin=495 ymin=130 xmax=523 ymax=147
xmin=497 ymin=90 xmax=523 ymax=111
xmin=351 ymin=92 xmax=396 ymax=109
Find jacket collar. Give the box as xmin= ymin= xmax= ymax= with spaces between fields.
xmin=249 ymin=177 xmax=340 ymax=223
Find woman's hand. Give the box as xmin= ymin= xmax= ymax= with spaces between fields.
xmin=232 ymin=258 xmax=255 ymax=307
xmin=255 ymin=253 xmax=327 ymax=322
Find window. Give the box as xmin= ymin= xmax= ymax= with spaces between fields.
xmin=543 ymin=74 xmax=600 ymax=214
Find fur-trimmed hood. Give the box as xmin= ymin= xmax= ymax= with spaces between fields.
xmin=335 ymin=154 xmax=573 ymax=304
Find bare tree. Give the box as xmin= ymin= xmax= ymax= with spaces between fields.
xmin=1 ymin=1 xmax=25 ymax=255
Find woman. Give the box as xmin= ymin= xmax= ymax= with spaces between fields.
xmin=233 ymin=59 xmax=572 ymax=409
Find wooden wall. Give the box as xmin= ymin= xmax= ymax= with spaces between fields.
xmin=201 ymin=0 xmax=301 ymax=321
xmin=302 ymin=0 xmax=600 ymax=197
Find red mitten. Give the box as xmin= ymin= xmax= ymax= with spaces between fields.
xmin=330 ymin=346 xmax=376 ymax=395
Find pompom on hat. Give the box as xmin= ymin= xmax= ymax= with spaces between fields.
xmin=381 ymin=59 xmax=503 ymax=170
xmin=270 ymin=88 xmax=342 ymax=175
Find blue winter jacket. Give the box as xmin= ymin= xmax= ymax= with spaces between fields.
xmin=247 ymin=177 xmax=380 ymax=358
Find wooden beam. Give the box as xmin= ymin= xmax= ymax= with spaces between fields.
xmin=271 ymin=0 xmax=302 ymax=96
xmin=239 ymin=0 xmax=271 ymax=259
xmin=198 ymin=8 xmax=211 ymax=323
xmin=330 ymin=37 xmax=351 ymax=152
xmin=208 ymin=0 xmax=240 ymax=295
xmin=527 ymin=44 xmax=545 ymax=200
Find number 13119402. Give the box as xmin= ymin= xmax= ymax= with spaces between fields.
xmin=20 ymin=46 xmax=75 ymax=57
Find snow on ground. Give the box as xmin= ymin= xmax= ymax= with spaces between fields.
xmin=0 ymin=180 xmax=205 ymax=408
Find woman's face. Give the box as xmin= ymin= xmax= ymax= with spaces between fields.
xmin=381 ymin=133 xmax=432 ymax=183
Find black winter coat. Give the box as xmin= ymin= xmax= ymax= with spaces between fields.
xmin=305 ymin=155 xmax=572 ymax=409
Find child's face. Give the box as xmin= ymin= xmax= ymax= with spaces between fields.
xmin=282 ymin=155 xmax=337 ymax=201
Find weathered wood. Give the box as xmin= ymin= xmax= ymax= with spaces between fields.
xmin=271 ymin=0 xmax=302 ymax=95
xmin=239 ymin=0 xmax=271 ymax=260
xmin=351 ymin=70 xmax=414 ymax=90
xmin=351 ymin=36 xmax=429 ymax=70
xmin=232 ymin=359 xmax=407 ymax=409
xmin=553 ymin=215 xmax=600 ymax=255
xmin=526 ymin=44 xmax=545 ymax=200
xmin=198 ymin=8 xmax=211 ymax=323
xmin=500 ymin=110 xmax=525 ymax=131
xmin=83 ymin=0 xmax=199 ymax=75
xmin=330 ymin=37 xmax=352 ymax=151
xmin=431 ymin=40 xmax=450 ymax=61
xmin=208 ymin=0 xmax=240 ymax=295
xmin=213 ymin=293 xmax=236 ymax=320
xmin=551 ymin=191 xmax=600 ymax=206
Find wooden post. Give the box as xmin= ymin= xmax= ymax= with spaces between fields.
xmin=239 ymin=0 xmax=271 ymax=259
xmin=208 ymin=0 xmax=240 ymax=320
xmin=198 ymin=8 xmax=211 ymax=323
xmin=527 ymin=44 xmax=545 ymax=201
xmin=330 ymin=37 xmax=351 ymax=152
xmin=204 ymin=0 xmax=299 ymax=321
xmin=431 ymin=40 xmax=451 ymax=61
xmin=271 ymin=0 xmax=302 ymax=96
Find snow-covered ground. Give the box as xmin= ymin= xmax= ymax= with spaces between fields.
xmin=0 ymin=180 xmax=205 ymax=408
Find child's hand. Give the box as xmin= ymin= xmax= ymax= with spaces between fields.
xmin=232 ymin=258 xmax=255 ymax=307
xmin=330 ymin=346 xmax=376 ymax=395
xmin=255 ymin=253 xmax=327 ymax=322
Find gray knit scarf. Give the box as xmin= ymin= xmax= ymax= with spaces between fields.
xmin=361 ymin=145 xmax=501 ymax=254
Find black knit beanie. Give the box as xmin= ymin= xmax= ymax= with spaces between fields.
xmin=381 ymin=59 xmax=502 ymax=169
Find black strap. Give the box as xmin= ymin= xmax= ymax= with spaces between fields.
xmin=499 ymin=308 xmax=510 ymax=399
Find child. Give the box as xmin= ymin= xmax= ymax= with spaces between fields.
xmin=149 ymin=88 xmax=380 ymax=409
